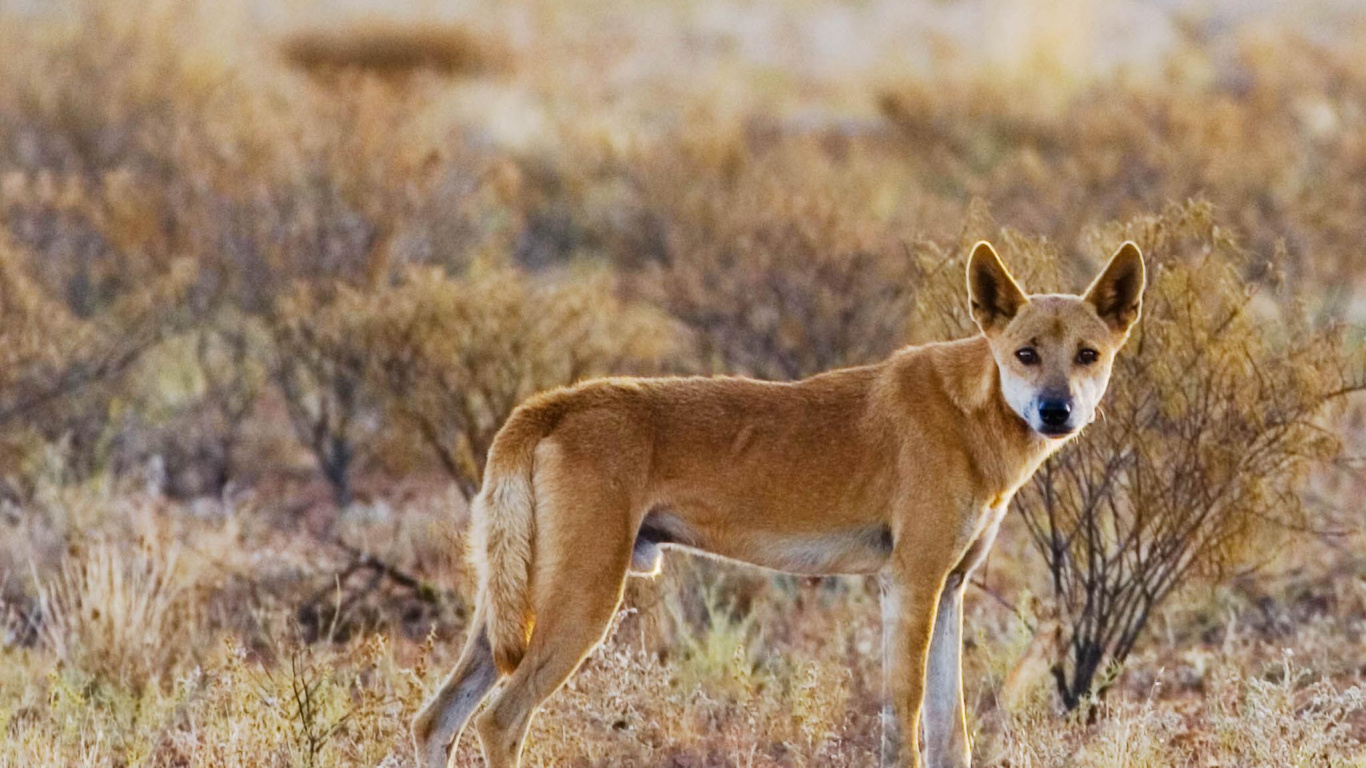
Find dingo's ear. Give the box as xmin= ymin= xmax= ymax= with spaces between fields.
xmin=967 ymin=241 xmax=1027 ymax=333
xmin=1084 ymin=242 xmax=1146 ymax=335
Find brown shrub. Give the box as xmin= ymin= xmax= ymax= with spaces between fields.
xmin=621 ymin=131 xmax=928 ymax=380
xmin=347 ymin=265 xmax=685 ymax=499
xmin=879 ymin=31 xmax=1366 ymax=304
xmin=266 ymin=286 xmax=379 ymax=508
xmin=280 ymin=21 xmax=509 ymax=79
xmin=0 ymin=237 xmax=193 ymax=498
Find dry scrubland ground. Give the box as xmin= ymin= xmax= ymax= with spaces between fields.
xmin=1 ymin=0 xmax=1366 ymax=765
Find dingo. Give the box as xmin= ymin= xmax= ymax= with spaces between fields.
xmin=413 ymin=241 xmax=1145 ymax=768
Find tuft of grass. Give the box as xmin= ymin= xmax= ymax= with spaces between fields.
xmin=35 ymin=532 xmax=187 ymax=691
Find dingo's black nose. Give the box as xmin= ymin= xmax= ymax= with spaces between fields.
xmin=1038 ymin=399 xmax=1071 ymax=428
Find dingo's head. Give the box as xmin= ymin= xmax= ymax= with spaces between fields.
xmin=967 ymin=241 xmax=1145 ymax=439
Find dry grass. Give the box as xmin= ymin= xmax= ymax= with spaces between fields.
xmin=3 ymin=492 xmax=1365 ymax=767
xmin=1 ymin=0 xmax=1365 ymax=766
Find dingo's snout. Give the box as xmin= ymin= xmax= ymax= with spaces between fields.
xmin=1035 ymin=395 xmax=1073 ymax=436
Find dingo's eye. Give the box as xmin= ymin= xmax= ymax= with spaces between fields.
xmin=1015 ymin=348 xmax=1039 ymax=365
xmin=1076 ymin=348 xmax=1099 ymax=365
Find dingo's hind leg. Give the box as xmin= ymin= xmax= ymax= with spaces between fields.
xmin=475 ymin=473 xmax=635 ymax=768
xmin=412 ymin=612 xmax=500 ymax=768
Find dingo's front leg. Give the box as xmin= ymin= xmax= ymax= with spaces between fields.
xmin=921 ymin=514 xmax=1004 ymax=768
xmin=922 ymin=574 xmax=970 ymax=768
xmin=880 ymin=565 xmax=949 ymax=768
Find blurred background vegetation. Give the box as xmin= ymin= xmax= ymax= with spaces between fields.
xmin=0 ymin=0 xmax=1364 ymax=765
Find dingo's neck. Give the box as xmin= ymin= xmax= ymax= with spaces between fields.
xmin=927 ymin=334 xmax=1061 ymax=496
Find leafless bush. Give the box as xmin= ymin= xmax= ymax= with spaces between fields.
xmin=267 ymin=288 xmax=378 ymax=508
xmin=1001 ymin=203 xmax=1363 ymax=708
xmin=124 ymin=314 xmax=269 ymax=498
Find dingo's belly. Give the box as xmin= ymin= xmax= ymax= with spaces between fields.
xmin=634 ymin=508 xmax=893 ymax=576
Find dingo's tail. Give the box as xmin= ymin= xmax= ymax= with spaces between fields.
xmin=469 ymin=408 xmax=549 ymax=675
